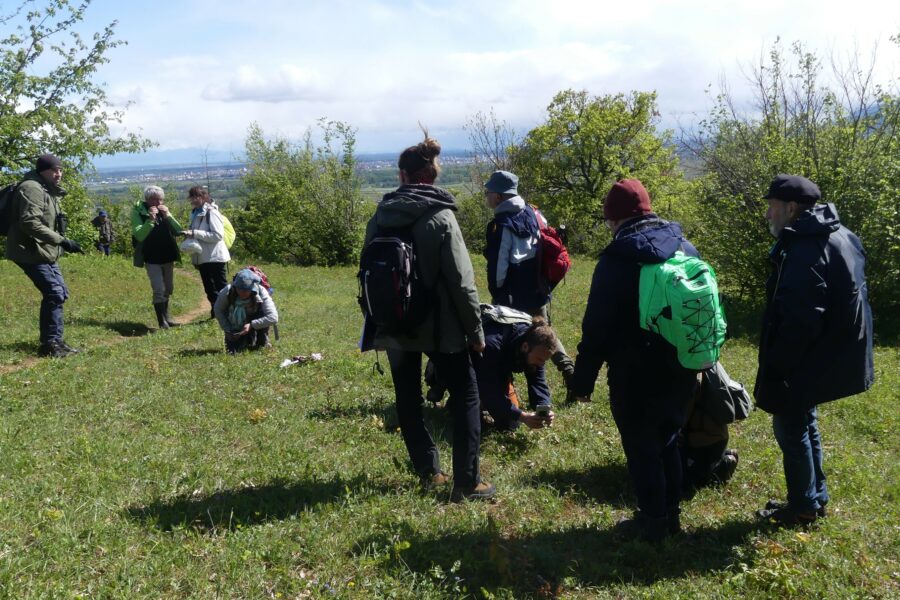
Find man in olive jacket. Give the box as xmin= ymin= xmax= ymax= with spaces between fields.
xmin=755 ymin=174 xmax=874 ymax=526
xmin=5 ymin=154 xmax=82 ymax=357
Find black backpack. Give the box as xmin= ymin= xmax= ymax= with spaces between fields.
xmin=358 ymin=225 xmax=432 ymax=335
xmin=0 ymin=183 xmax=18 ymax=236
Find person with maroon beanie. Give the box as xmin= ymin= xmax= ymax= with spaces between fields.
xmin=572 ymin=179 xmax=701 ymax=541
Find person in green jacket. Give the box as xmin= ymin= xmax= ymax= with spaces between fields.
xmin=362 ymin=132 xmax=493 ymax=503
xmin=5 ymin=154 xmax=83 ymax=357
xmin=130 ymin=185 xmax=183 ymax=329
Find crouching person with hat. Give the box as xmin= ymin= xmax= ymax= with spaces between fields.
xmin=213 ymin=268 xmax=278 ymax=354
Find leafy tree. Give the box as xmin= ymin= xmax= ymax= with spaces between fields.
xmin=0 ymin=0 xmax=152 ymax=247
xmin=0 ymin=0 xmax=150 ymax=173
xmin=236 ymin=120 xmax=366 ymax=266
xmin=511 ymin=89 xmax=689 ymax=254
xmin=682 ymin=38 xmax=899 ymax=315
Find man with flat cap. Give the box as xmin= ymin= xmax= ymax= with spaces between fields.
xmin=5 ymin=153 xmax=83 ymax=357
xmin=755 ymin=174 xmax=874 ymax=526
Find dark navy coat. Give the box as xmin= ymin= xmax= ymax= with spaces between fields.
xmin=754 ymin=203 xmax=874 ymax=414
xmin=572 ymin=215 xmax=700 ymax=424
xmin=473 ymin=319 xmax=551 ymax=429
xmin=485 ymin=204 xmax=549 ymax=311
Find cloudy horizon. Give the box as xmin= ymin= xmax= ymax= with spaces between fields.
xmin=58 ymin=0 xmax=900 ymax=167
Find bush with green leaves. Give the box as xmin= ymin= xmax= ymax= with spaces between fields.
xmin=511 ymin=89 xmax=692 ymax=254
xmin=682 ymin=38 xmax=899 ymax=315
xmin=235 ymin=121 xmax=366 ymax=266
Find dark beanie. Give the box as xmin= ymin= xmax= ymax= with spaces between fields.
xmin=763 ymin=174 xmax=821 ymax=204
xmin=35 ymin=154 xmax=62 ymax=172
xmin=603 ymin=179 xmax=652 ymax=221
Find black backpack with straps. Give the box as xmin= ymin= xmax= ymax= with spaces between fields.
xmin=358 ymin=223 xmax=433 ymax=336
xmin=0 ymin=183 xmax=19 ymax=236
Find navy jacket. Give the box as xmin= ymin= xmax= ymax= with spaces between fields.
xmin=754 ymin=203 xmax=874 ymax=414
xmin=485 ymin=204 xmax=549 ymax=311
xmin=573 ymin=215 xmax=699 ymax=423
xmin=473 ymin=319 xmax=551 ymax=428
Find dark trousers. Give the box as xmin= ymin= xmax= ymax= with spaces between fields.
xmin=225 ymin=327 xmax=269 ymax=354
xmin=387 ymin=349 xmax=481 ymax=488
xmin=17 ymin=262 xmax=69 ymax=345
xmin=197 ymin=262 xmax=229 ymax=309
xmin=613 ymin=406 xmax=684 ymax=520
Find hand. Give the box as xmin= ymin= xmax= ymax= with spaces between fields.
xmin=60 ymin=238 xmax=83 ymax=253
xmin=237 ymin=324 xmax=252 ymax=337
xmin=157 ymin=204 xmax=169 ymax=217
xmin=520 ymin=411 xmax=554 ymax=430
xmin=182 ymin=229 xmax=193 ymax=237
xmin=148 ymin=206 xmax=159 ymax=219
xmin=470 ymin=340 xmax=485 ymax=353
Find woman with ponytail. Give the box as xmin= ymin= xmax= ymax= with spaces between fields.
xmin=362 ymin=130 xmax=493 ymax=503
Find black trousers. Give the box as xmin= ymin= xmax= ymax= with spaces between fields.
xmin=197 ymin=262 xmax=229 ymax=309
xmin=387 ymin=349 xmax=481 ymax=488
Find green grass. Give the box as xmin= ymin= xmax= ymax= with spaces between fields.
xmin=0 ymin=255 xmax=897 ymax=599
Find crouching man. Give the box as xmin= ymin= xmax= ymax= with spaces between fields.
xmin=474 ymin=312 xmax=558 ymax=431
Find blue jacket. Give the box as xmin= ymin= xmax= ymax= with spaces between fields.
xmin=573 ymin=215 xmax=699 ymax=422
xmin=754 ymin=203 xmax=874 ymax=414
xmin=485 ymin=202 xmax=549 ymax=311
xmin=473 ymin=319 xmax=551 ymax=429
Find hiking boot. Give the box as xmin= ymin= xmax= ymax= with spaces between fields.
xmin=712 ymin=451 xmax=739 ymax=484
xmin=764 ymin=499 xmax=827 ymax=518
xmin=614 ymin=511 xmax=669 ymax=542
xmin=58 ymin=340 xmax=80 ymax=354
xmin=756 ymin=504 xmax=818 ymax=526
xmin=450 ymin=481 xmax=496 ymax=503
xmin=153 ymin=303 xmax=169 ymax=329
xmin=37 ymin=342 xmax=77 ymax=358
xmin=421 ymin=471 xmax=451 ymax=491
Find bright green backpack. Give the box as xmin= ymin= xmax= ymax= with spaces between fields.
xmin=638 ymin=251 xmax=727 ymax=370
xmin=221 ymin=214 xmax=236 ymax=249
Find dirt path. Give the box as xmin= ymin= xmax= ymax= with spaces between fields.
xmin=0 ymin=268 xmax=210 ymax=376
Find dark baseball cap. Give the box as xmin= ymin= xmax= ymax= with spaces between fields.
xmin=764 ymin=174 xmax=821 ymax=204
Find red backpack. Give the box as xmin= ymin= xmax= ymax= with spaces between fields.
xmin=532 ymin=206 xmax=571 ymax=287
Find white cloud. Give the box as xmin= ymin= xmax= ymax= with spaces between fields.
xmin=202 ymin=64 xmax=330 ymax=103
xmin=94 ymin=0 xmax=900 ymax=157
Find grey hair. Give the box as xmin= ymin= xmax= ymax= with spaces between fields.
xmin=143 ymin=185 xmax=165 ymax=201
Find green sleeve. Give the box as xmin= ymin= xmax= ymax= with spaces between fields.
xmin=18 ymin=184 xmax=63 ymax=245
xmin=131 ymin=205 xmax=153 ymax=242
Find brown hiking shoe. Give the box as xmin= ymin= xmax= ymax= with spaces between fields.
xmin=421 ymin=471 xmax=450 ymax=491
xmin=450 ymin=481 xmax=496 ymax=503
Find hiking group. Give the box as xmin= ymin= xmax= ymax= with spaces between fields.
xmin=358 ymin=132 xmax=874 ymax=538
xmin=2 ymin=133 xmax=875 ymax=540
xmin=1 ymin=155 xmax=278 ymax=355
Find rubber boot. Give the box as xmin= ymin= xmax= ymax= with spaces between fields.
xmin=153 ymin=303 xmax=169 ymax=329
xmin=162 ymin=300 xmax=179 ymax=327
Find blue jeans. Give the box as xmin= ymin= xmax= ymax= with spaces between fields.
xmin=16 ymin=262 xmax=69 ymax=345
xmin=773 ymin=407 xmax=829 ymax=513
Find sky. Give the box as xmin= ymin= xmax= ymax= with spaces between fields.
xmin=44 ymin=0 xmax=900 ymax=166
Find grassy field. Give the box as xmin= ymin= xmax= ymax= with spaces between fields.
xmin=0 ymin=254 xmax=897 ymax=599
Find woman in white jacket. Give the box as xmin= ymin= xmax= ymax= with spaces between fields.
xmin=182 ymin=186 xmax=230 ymax=317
